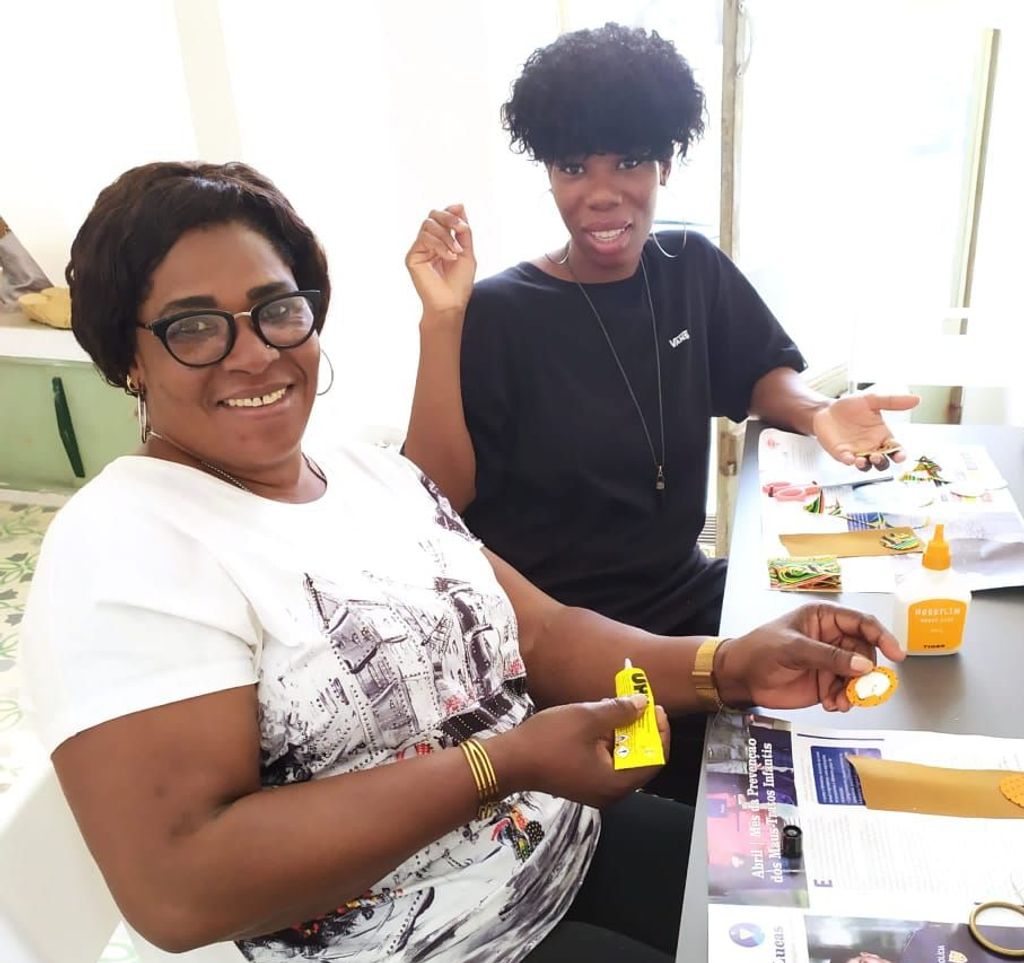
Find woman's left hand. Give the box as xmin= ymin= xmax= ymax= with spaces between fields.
xmin=714 ymin=603 xmax=905 ymax=712
xmin=811 ymin=392 xmax=919 ymax=470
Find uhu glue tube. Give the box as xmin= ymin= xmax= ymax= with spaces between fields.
xmin=612 ymin=659 xmax=665 ymax=770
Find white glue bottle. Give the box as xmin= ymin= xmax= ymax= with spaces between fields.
xmin=893 ymin=524 xmax=971 ymax=655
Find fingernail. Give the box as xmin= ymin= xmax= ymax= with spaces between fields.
xmin=850 ymin=655 xmax=873 ymax=674
xmin=629 ymin=694 xmax=648 ymax=710
xmin=453 ymin=242 xmax=464 ymax=254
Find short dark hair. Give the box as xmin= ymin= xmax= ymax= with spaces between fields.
xmin=67 ymin=161 xmax=331 ymax=391
xmin=501 ymin=22 xmax=706 ymax=164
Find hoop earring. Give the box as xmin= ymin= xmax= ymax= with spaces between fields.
xmin=544 ymin=240 xmax=571 ymax=266
xmin=317 ymin=349 xmax=335 ymax=397
xmin=126 ymin=376 xmax=150 ymax=444
xmin=650 ymin=228 xmax=685 ymax=260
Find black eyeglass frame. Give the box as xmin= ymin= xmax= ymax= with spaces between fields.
xmin=135 ymin=289 xmax=322 ymax=367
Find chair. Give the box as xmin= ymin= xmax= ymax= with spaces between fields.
xmin=0 ymin=751 xmax=239 ymax=963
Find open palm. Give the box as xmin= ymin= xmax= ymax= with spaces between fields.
xmin=811 ymin=392 xmax=919 ymax=469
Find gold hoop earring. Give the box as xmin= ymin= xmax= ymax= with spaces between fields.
xmin=317 ymin=349 xmax=335 ymax=397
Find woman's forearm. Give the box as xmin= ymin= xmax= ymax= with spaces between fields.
xmin=748 ymin=366 xmax=829 ymax=435
xmin=55 ymin=688 xmax=529 ymax=954
xmin=404 ymin=310 xmax=477 ymax=511
xmin=521 ymin=603 xmax=711 ymax=714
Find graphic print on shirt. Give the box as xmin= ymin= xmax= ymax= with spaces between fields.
xmin=239 ymin=518 xmax=593 ymax=962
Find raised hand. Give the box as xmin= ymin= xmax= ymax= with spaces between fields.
xmin=811 ymin=392 xmax=919 ymax=470
xmin=405 ymin=204 xmax=476 ymax=319
xmin=714 ymin=603 xmax=905 ymax=712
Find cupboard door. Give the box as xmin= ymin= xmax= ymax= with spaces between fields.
xmin=0 ymin=358 xmax=137 ymax=492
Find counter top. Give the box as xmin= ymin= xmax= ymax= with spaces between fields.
xmin=0 ymin=309 xmax=90 ymax=363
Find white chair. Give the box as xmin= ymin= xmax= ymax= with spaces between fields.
xmin=0 ymin=753 xmax=239 ymax=963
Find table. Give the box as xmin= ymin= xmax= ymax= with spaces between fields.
xmin=675 ymin=421 xmax=1024 ymax=962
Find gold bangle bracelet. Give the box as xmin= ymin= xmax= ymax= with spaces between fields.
xmin=460 ymin=738 xmax=502 ymax=820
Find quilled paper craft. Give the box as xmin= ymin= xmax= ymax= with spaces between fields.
xmin=880 ymin=530 xmax=921 ymax=552
xmin=768 ymin=556 xmax=841 ymax=592
xmin=845 ymin=665 xmax=898 ymax=707
xmin=854 ymin=439 xmax=903 ymax=459
xmin=803 ymin=491 xmax=843 ymax=516
xmin=900 ymin=455 xmax=948 ymax=485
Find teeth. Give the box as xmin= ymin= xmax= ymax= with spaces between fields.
xmin=225 ymin=387 xmax=287 ymax=408
xmin=590 ymin=227 xmax=627 ymax=241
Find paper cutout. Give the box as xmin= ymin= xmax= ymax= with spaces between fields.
xmin=848 ymin=755 xmax=1024 ymax=819
xmin=780 ymin=528 xmax=922 ymax=559
xmin=1000 ymin=774 xmax=1024 ymax=810
xmin=768 ymin=556 xmax=841 ymax=591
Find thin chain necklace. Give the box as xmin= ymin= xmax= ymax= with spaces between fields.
xmin=566 ymin=253 xmax=667 ymax=491
xmin=147 ymin=430 xmax=326 ymax=495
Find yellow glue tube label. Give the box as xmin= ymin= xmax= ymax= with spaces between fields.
xmin=907 ymin=598 xmax=967 ymax=654
xmin=613 ymin=661 xmax=666 ymax=770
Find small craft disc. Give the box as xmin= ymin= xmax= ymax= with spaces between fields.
xmin=845 ymin=665 xmax=898 ymax=707
xmin=999 ymin=773 xmax=1024 ymax=810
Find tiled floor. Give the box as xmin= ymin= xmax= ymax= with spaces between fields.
xmin=0 ymin=492 xmax=139 ymax=963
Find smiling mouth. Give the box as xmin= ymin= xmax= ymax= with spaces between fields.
xmin=221 ymin=386 xmax=289 ymax=409
xmin=588 ymin=226 xmax=630 ymax=242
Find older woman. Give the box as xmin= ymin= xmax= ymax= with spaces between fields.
xmin=22 ymin=161 xmax=900 ymax=963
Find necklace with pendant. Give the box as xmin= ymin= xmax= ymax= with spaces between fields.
xmin=147 ymin=430 xmax=326 ymax=495
xmin=566 ymin=253 xmax=667 ymax=491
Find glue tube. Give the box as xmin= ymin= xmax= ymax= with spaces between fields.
xmin=612 ymin=660 xmax=666 ymax=770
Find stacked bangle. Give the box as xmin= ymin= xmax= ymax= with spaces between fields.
xmin=460 ymin=737 xmax=502 ymax=820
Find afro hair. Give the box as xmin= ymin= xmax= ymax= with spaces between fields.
xmin=502 ymin=22 xmax=706 ymax=164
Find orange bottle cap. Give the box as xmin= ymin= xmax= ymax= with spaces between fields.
xmin=922 ymin=523 xmax=951 ymax=571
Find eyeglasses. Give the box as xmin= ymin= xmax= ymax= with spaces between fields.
xmin=136 ymin=290 xmax=321 ymax=367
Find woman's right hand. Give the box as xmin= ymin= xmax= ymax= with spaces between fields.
xmin=405 ymin=204 xmax=476 ymax=320
xmin=491 ymin=695 xmax=670 ymax=808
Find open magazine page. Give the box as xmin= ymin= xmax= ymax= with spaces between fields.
xmin=757 ymin=429 xmax=1024 ymax=593
xmin=705 ymin=713 xmax=1024 ymax=962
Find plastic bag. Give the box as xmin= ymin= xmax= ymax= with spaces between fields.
xmin=0 ymin=214 xmax=53 ymax=310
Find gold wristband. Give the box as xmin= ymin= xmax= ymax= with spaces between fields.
xmin=460 ymin=737 xmax=502 ymax=820
xmin=693 ymin=637 xmax=727 ymax=711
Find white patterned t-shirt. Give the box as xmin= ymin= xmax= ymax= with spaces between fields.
xmin=22 ymin=445 xmax=599 ymax=963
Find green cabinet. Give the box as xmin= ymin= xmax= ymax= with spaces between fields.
xmin=0 ymin=357 xmax=138 ymax=492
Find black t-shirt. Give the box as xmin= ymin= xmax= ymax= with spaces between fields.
xmin=461 ymin=231 xmax=805 ymax=635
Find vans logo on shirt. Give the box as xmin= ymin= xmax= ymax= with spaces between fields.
xmin=669 ymin=329 xmax=691 ymax=348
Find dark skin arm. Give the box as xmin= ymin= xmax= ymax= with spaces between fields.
xmin=749 ymin=367 xmax=919 ymax=470
xmin=488 ymin=549 xmax=904 ymax=714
